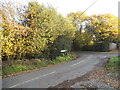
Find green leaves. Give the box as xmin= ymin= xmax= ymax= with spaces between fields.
xmin=67 ymin=11 xmax=118 ymax=51
xmin=85 ymin=14 xmax=118 ymax=42
xmin=1 ymin=1 xmax=75 ymax=60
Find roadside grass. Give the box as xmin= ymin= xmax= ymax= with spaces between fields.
xmin=105 ymin=56 xmax=120 ymax=73
xmin=2 ymin=59 xmax=48 ymax=76
xmin=2 ymin=53 xmax=76 ymax=76
xmin=49 ymin=53 xmax=75 ymax=64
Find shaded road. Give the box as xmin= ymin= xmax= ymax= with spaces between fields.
xmin=2 ymin=52 xmax=118 ymax=88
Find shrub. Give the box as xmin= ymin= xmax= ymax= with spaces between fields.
xmin=1 ymin=2 xmax=75 ymax=60
xmin=49 ymin=53 xmax=73 ymax=64
xmin=45 ymin=35 xmax=74 ymax=60
xmin=93 ymin=41 xmax=110 ymax=52
xmin=73 ymin=31 xmax=94 ymax=50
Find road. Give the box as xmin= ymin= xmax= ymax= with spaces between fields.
xmin=2 ymin=52 xmax=118 ymax=88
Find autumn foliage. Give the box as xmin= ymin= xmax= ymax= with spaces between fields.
xmin=1 ymin=2 xmax=75 ymax=60
xmin=67 ymin=12 xmax=118 ymax=51
xmin=1 ymin=2 xmax=119 ymax=61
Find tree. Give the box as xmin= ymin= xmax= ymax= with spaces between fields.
xmin=1 ymin=2 xmax=31 ymax=60
xmin=84 ymin=14 xmax=118 ymax=51
xmin=67 ymin=12 xmax=118 ymax=51
xmin=22 ymin=2 xmax=76 ymax=59
xmin=67 ymin=11 xmax=94 ymax=50
xmin=85 ymin=14 xmax=118 ymax=42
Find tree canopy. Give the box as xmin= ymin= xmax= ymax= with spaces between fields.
xmin=1 ymin=2 xmax=75 ymax=60
xmin=1 ymin=1 xmax=119 ymax=60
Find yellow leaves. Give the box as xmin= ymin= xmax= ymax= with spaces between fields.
xmin=90 ymin=41 xmax=94 ymax=45
xmin=87 ymin=14 xmax=118 ymax=41
xmin=4 ymin=50 xmax=15 ymax=56
xmin=1 ymin=1 xmax=76 ymax=60
xmin=2 ymin=41 xmax=15 ymax=56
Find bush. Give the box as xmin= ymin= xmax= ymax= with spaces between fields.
xmin=72 ymin=30 xmax=110 ymax=51
xmin=1 ymin=2 xmax=75 ymax=61
xmin=72 ymin=31 xmax=94 ymax=50
xmin=49 ymin=53 xmax=74 ymax=64
xmin=45 ymin=35 xmax=74 ymax=60
xmin=93 ymin=41 xmax=110 ymax=52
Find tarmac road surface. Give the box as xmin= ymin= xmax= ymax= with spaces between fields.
xmin=2 ymin=52 xmax=118 ymax=88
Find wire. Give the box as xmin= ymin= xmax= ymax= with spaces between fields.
xmin=75 ymin=0 xmax=98 ymax=20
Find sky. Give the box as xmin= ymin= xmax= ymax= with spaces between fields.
xmin=1 ymin=0 xmax=119 ymax=17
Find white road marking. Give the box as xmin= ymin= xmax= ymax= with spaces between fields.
xmin=70 ymin=55 xmax=93 ymax=67
xmin=70 ymin=60 xmax=85 ymax=67
xmin=9 ymin=71 xmax=56 ymax=88
xmin=103 ymin=56 xmax=106 ymax=57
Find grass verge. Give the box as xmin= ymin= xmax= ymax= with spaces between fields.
xmin=105 ymin=56 xmax=120 ymax=72
xmin=2 ymin=52 xmax=76 ymax=77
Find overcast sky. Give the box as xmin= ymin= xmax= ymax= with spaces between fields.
xmin=1 ymin=0 xmax=119 ymax=17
